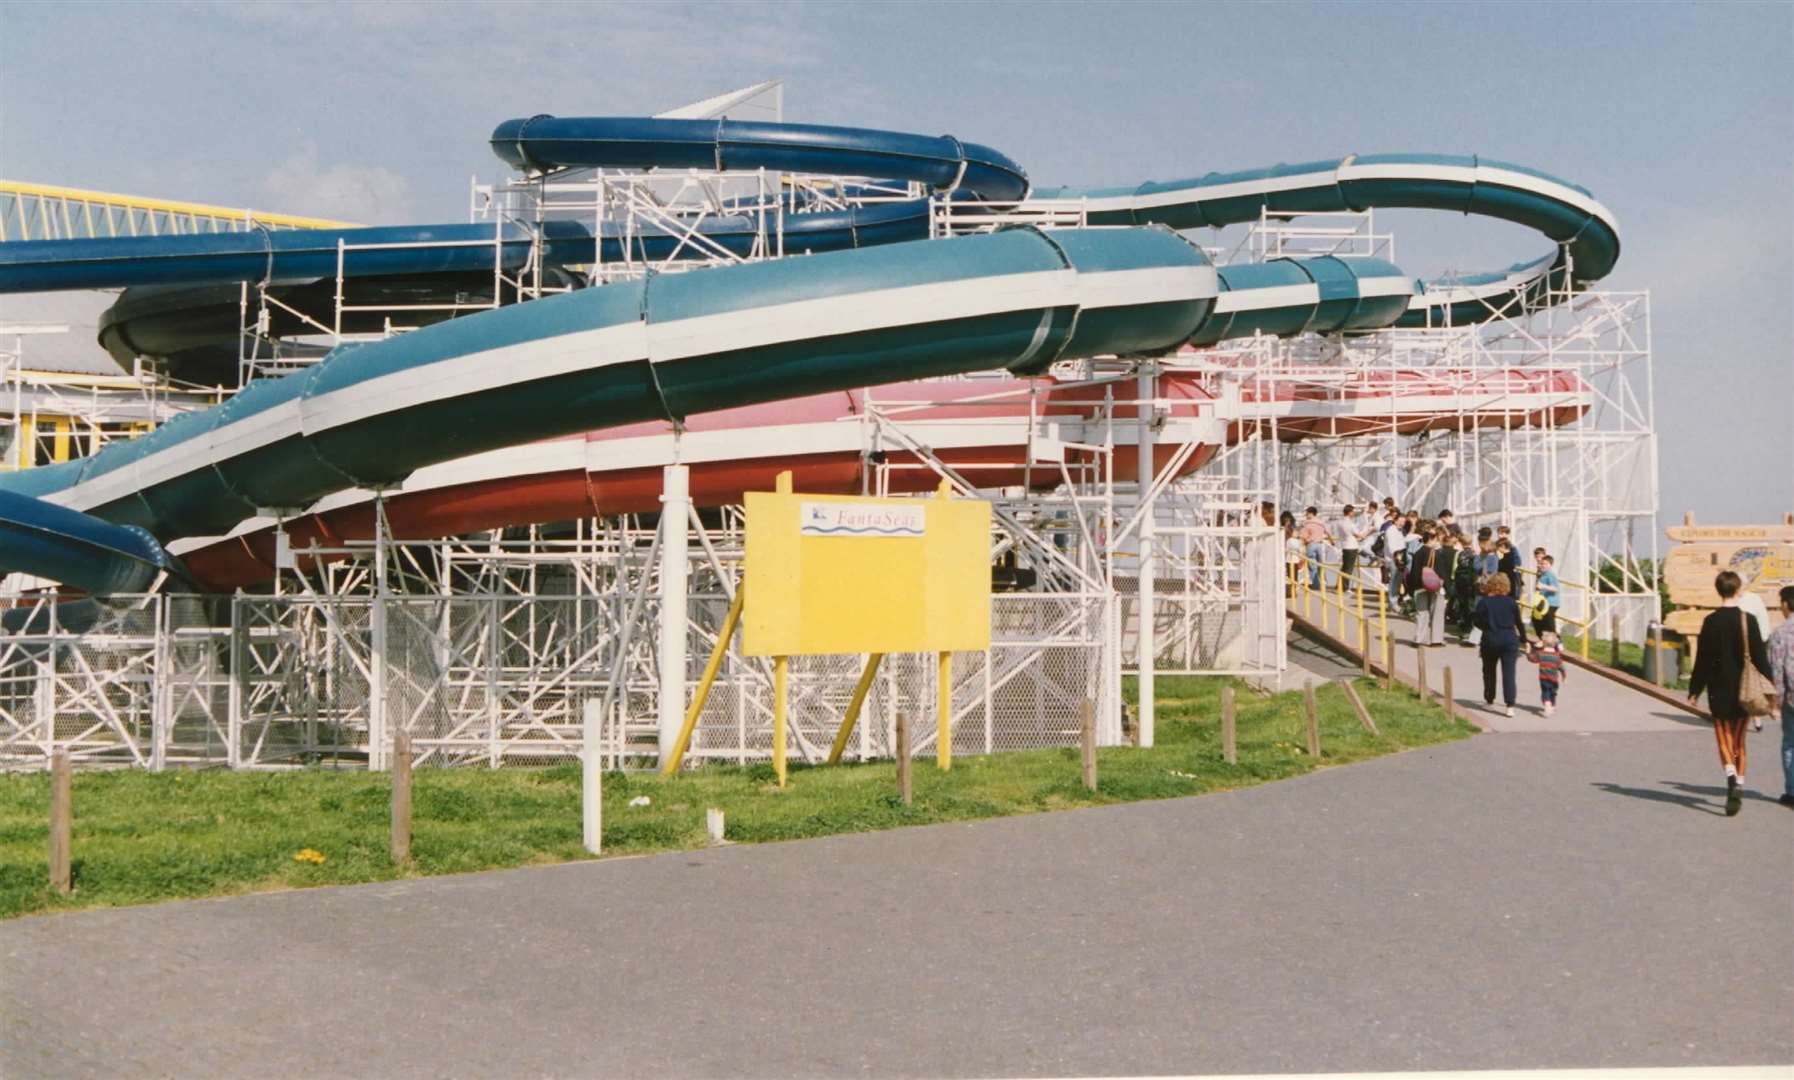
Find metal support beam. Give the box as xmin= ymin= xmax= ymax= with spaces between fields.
xmin=1136 ymin=364 xmax=1157 ymax=747
xmin=657 ymin=464 xmax=691 ymax=766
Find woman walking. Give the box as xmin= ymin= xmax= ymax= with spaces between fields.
xmin=1471 ymin=572 xmax=1524 ymax=717
xmin=1407 ymin=528 xmax=1447 ymax=647
xmin=1687 ymin=570 xmax=1774 ymax=816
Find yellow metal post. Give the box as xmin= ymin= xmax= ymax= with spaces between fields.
xmin=1355 ymin=577 xmax=1367 ymax=652
xmin=936 ymin=650 xmax=952 ymax=770
xmin=661 ymin=585 xmax=746 ymax=775
xmin=773 ymin=654 xmax=789 ymax=787
xmin=15 ymin=414 xmax=33 ymax=469
xmin=827 ymin=652 xmax=885 ymax=765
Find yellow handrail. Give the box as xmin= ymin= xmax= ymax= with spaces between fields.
xmin=0 ymin=179 xmax=358 ymax=233
xmin=1288 ymin=556 xmax=1386 ymax=661
xmin=1517 ymin=565 xmax=1593 ymax=660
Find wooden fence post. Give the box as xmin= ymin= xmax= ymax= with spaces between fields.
xmin=894 ymin=711 xmax=912 ymax=807
xmin=1079 ymin=700 xmax=1097 ymax=792
xmin=1303 ymin=680 xmax=1321 ymax=759
xmin=390 ymin=730 xmax=412 ymax=865
xmin=1442 ymin=667 xmax=1456 ymax=722
xmin=1339 ymin=679 xmax=1379 ymax=735
xmin=1221 ymin=684 xmax=1237 ymax=765
xmin=1610 ymin=614 xmax=1622 ymax=668
xmin=1382 ymin=634 xmax=1395 ymax=692
xmin=1361 ymin=635 xmax=1372 ymax=677
xmin=1416 ymin=645 xmax=1429 ymax=704
xmin=48 ymin=750 xmax=71 ymax=896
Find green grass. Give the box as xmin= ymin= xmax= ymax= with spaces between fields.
xmin=0 ymin=678 xmax=1474 ymax=920
xmin=1559 ymin=634 xmax=1689 ymax=690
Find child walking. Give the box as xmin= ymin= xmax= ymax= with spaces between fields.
xmin=1531 ymin=631 xmax=1567 ymax=716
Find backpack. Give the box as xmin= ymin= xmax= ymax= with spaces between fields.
xmin=1370 ymin=532 xmax=1387 ymax=558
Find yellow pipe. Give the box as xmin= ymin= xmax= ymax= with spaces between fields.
xmin=0 ymin=179 xmax=357 ymax=230
xmin=1355 ymin=575 xmax=1367 ymax=652
xmin=936 ymin=650 xmax=953 ymax=770
xmin=773 ymin=655 xmax=789 ymax=787
xmin=660 ymin=585 xmax=746 ymax=775
xmin=826 ymin=652 xmax=885 ymax=765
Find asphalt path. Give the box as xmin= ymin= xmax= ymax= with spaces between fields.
xmin=4 ymin=720 xmax=1789 ymax=1078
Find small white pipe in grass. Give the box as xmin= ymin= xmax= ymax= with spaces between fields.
xmin=706 ymin=807 xmax=725 ymax=845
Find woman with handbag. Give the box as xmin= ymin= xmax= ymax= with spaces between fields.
xmin=1687 ymin=570 xmax=1775 ymax=816
xmin=1407 ymin=528 xmax=1447 ymax=647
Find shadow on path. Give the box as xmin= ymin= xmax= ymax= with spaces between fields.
xmin=1590 ymin=778 xmax=1787 ymax=815
xmin=1645 ymin=710 xmax=1711 ymax=730
xmin=1662 ymin=780 xmax=1788 ymax=806
xmin=1591 ymin=781 xmax=1722 ymax=815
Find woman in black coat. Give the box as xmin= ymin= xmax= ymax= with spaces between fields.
xmin=1471 ymin=571 xmax=1524 ymax=716
xmin=1688 ymin=570 xmax=1773 ymax=815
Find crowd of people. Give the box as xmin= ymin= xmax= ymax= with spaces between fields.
xmin=1274 ymin=500 xmax=1792 ymax=815
xmin=1278 ymin=501 xmax=1572 ymax=718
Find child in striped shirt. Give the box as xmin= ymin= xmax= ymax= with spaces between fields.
xmin=1530 ymin=631 xmax=1567 ymax=716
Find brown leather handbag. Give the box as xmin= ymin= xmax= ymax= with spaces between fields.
xmin=1738 ymin=610 xmax=1776 ymax=717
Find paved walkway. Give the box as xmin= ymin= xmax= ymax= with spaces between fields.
xmin=1380 ymin=616 xmax=1700 ymax=735
xmin=3 ymin=720 xmax=1788 ymax=1077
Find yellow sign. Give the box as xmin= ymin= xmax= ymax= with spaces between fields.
xmin=743 ymin=487 xmax=991 ymax=657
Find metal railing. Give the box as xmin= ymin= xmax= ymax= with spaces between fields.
xmin=0 ymin=180 xmax=354 ymax=241
xmin=1285 ymin=555 xmax=1390 ymax=659
xmin=1518 ymin=565 xmax=1593 ymax=660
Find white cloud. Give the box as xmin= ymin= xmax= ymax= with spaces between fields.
xmin=259 ymin=142 xmax=415 ymax=225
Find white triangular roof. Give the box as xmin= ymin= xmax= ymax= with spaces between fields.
xmin=655 ymin=81 xmax=783 ymax=123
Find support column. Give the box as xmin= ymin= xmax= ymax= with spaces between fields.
xmin=657 ymin=464 xmax=691 ymax=766
xmin=369 ymin=493 xmax=389 ymax=771
xmin=1136 ymin=365 xmax=1156 ymax=748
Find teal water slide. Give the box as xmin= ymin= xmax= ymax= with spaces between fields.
xmin=0 ymin=116 xmax=1620 ymax=597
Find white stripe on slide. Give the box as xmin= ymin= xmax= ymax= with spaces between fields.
xmin=646 ymin=269 xmax=1078 ymax=362
xmin=1124 ymin=169 xmax=1341 ymax=211
xmin=1074 ymin=265 xmax=1217 ymax=310
xmin=301 ymin=319 xmax=650 ymax=435
xmin=1473 ymin=164 xmax=1617 ymax=226
xmin=1335 ymin=161 xmax=1615 ymax=229
xmin=1353 ymin=274 xmax=1417 ymax=299
xmin=48 ymin=321 xmax=652 ymax=514
xmin=1213 ymin=283 xmax=1320 ymax=315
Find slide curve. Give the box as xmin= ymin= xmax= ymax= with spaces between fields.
xmin=0 ymin=111 xmax=1621 ymax=596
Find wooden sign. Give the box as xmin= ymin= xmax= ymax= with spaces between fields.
xmin=1663 ymin=513 xmax=1794 ymax=636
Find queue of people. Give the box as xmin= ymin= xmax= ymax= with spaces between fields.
xmin=1276 ymin=500 xmax=1794 ymax=816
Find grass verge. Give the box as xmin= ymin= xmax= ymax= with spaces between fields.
xmin=1559 ymin=634 xmax=1689 ymax=690
xmin=0 ymin=677 xmax=1474 ymax=919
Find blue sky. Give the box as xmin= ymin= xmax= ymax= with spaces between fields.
xmin=0 ymin=0 xmax=1789 ymax=528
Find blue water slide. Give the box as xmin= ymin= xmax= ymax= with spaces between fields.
xmin=490 ymin=116 xmax=1030 ymax=201
xmin=0 ymin=203 xmax=938 ymax=296
xmin=1033 ymin=152 xmax=1619 ymax=326
xmin=0 ymin=489 xmax=182 ymax=595
xmin=0 ymin=227 xmax=1214 ymax=590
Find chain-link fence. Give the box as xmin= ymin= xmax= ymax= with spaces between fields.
xmin=2 ymin=587 xmax=1121 ymax=772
